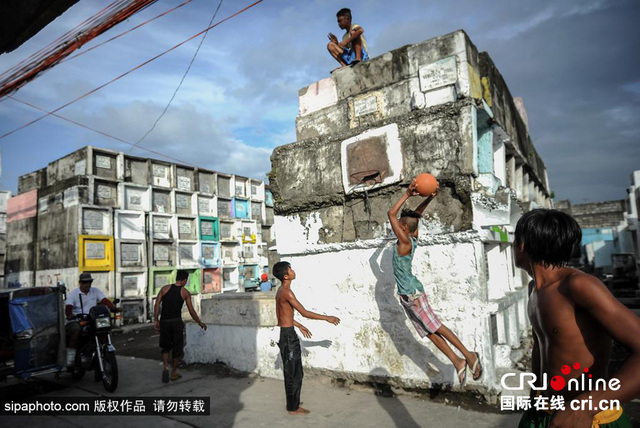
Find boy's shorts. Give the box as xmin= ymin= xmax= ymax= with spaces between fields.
xmin=399 ymin=291 xmax=442 ymax=337
xmin=159 ymin=318 xmax=184 ymax=359
xmin=339 ymin=47 xmax=369 ymax=65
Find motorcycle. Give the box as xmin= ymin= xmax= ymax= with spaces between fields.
xmin=67 ymin=302 xmax=119 ymax=392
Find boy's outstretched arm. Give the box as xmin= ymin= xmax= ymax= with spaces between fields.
xmin=414 ymin=182 xmax=439 ymax=215
xmin=387 ymin=178 xmax=418 ymax=246
xmin=549 ymin=275 xmax=640 ymax=427
xmin=285 ymin=289 xmax=340 ymax=325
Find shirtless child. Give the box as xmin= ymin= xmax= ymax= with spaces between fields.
xmin=515 ymin=209 xmax=640 ymax=427
xmin=273 ymin=261 xmax=340 ymax=415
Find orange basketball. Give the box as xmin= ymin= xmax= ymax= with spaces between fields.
xmin=415 ymin=173 xmax=438 ymax=196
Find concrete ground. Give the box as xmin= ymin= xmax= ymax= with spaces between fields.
xmin=0 ymin=354 xmax=522 ymax=428
xmin=2 ymin=319 xmax=639 ymax=428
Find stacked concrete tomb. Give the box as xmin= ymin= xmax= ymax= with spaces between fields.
xmin=4 ymin=146 xmax=275 ymax=324
xmin=188 ymin=30 xmax=552 ymax=393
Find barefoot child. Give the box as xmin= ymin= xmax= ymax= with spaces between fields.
xmin=387 ymin=177 xmax=482 ymax=385
xmin=515 ymin=209 xmax=639 ymax=427
xmin=273 ymin=261 xmax=340 ymax=415
xmin=327 ymin=8 xmax=369 ymax=70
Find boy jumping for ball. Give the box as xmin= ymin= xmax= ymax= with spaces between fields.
xmin=273 ymin=261 xmax=341 ymax=415
xmin=387 ymin=177 xmax=482 ymax=385
xmin=514 ymin=209 xmax=639 ymax=427
xmin=327 ymin=8 xmax=369 ymax=71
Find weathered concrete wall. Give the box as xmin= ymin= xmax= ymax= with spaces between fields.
xmin=271 ymin=30 xmax=550 ymax=244
xmin=186 ymin=235 xmax=527 ymax=392
xmin=5 ymin=217 xmax=36 ymax=287
xmin=186 ymin=29 xmax=551 ymax=394
xmin=557 ymin=199 xmax=626 ymax=228
xmin=18 ymin=168 xmax=46 ymax=194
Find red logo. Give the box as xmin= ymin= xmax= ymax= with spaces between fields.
xmin=550 ymin=362 xmax=590 ymax=391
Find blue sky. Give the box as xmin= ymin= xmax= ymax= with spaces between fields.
xmin=0 ymin=0 xmax=638 ymax=203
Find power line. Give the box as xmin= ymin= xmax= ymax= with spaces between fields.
xmin=0 ymin=0 xmax=264 ymax=141
xmin=60 ymin=0 xmax=194 ymax=65
xmin=129 ymin=0 xmax=224 ymax=153
xmin=0 ymin=0 xmax=159 ymax=98
xmin=8 ymin=96 xmax=196 ymax=167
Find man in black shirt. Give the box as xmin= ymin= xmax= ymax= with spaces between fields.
xmin=154 ymin=270 xmax=207 ymax=383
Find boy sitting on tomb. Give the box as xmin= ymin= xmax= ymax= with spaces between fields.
xmin=327 ymin=8 xmax=369 ymax=70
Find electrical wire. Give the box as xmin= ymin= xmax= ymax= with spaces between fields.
xmin=0 ymin=0 xmax=159 ymax=98
xmin=60 ymin=0 xmax=194 ymax=65
xmin=8 ymin=95 xmax=197 ymax=166
xmin=128 ymin=0 xmax=224 ymax=153
xmin=0 ymin=0 xmax=264 ymax=141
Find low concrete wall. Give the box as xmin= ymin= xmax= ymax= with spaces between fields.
xmin=185 ymin=234 xmax=530 ymax=393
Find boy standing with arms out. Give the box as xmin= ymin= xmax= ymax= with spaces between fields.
xmin=515 ymin=209 xmax=639 ymax=427
xmin=387 ymin=178 xmax=482 ymax=385
xmin=327 ymin=8 xmax=369 ymax=70
xmin=273 ymin=261 xmax=340 ymax=415
xmin=154 ymin=270 xmax=207 ymax=383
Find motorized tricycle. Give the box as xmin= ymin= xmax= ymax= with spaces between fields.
xmin=0 ymin=283 xmax=119 ymax=392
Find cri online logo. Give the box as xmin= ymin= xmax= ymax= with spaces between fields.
xmin=501 ymin=362 xmax=621 ymax=392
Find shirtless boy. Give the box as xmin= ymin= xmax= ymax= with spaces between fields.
xmin=273 ymin=261 xmax=340 ymax=415
xmin=515 ymin=209 xmax=640 ymax=427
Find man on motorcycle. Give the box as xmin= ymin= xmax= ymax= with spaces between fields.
xmin=65 ymin=273 xmax=115 ymax=366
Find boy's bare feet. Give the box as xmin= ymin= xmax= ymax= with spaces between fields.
xmin=288 ymin=407 xmax=310 ymax=415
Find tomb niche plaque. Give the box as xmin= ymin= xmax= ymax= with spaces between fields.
xmin=153 ymin=192 xmax=169 ymax=212
xmin=154 ymin=217 xmax=169 ymax=234
xmin=179 ymin=220 xmax=192 ymax=236
xmin=83 ymin=210 xmax=104 ymax=231
xmin=86 ymin=242 xmax=105 ymax=259
xmin=97 ymin=185 xmax=112 ymax=199
xmin=153 ymin=245 xmax=170 ymax=261
xmin=220 ymin=222 xmax=231 ymax=239
xmin=354 ymin=95 xmax=378 ymax=117
xmin=201 ymin=221 xmax=213 ymax=237
xmin=176 ymin=193 xmax=189 ymax=210
xmin=122 ymin=275 xmax=138 ymax=292
xmin=121 ymin=243 xmax=139 ymax=263
xmin=153 ymin=165 xmax=167 ymax=178
xmin=179 ymin=244 xmax=194 ymax=261
xmin=202 ymin=245 xmax=214 ymax=260
xmin=198 ymin=198 xmax=211 ymax=214
xmin=418 ymin=56 xmax=458 ymax=92
xmin=155 ymin=275 xmax=169 ymax=288
xmin=95 ymin=155 xmax=111 ymax=169
xmin=177 ymin=176 xmax=191 ymax=191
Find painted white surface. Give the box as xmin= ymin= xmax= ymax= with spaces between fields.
xmin=298 ymin=77 xmax=339 ymax=117
xmin=424 ymin=85 xmax=457 ymax=108
xmin=186 ymin=236 xmax=531 ymax=392
xmin=115 ymin=211 xmax=146 ymax=240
